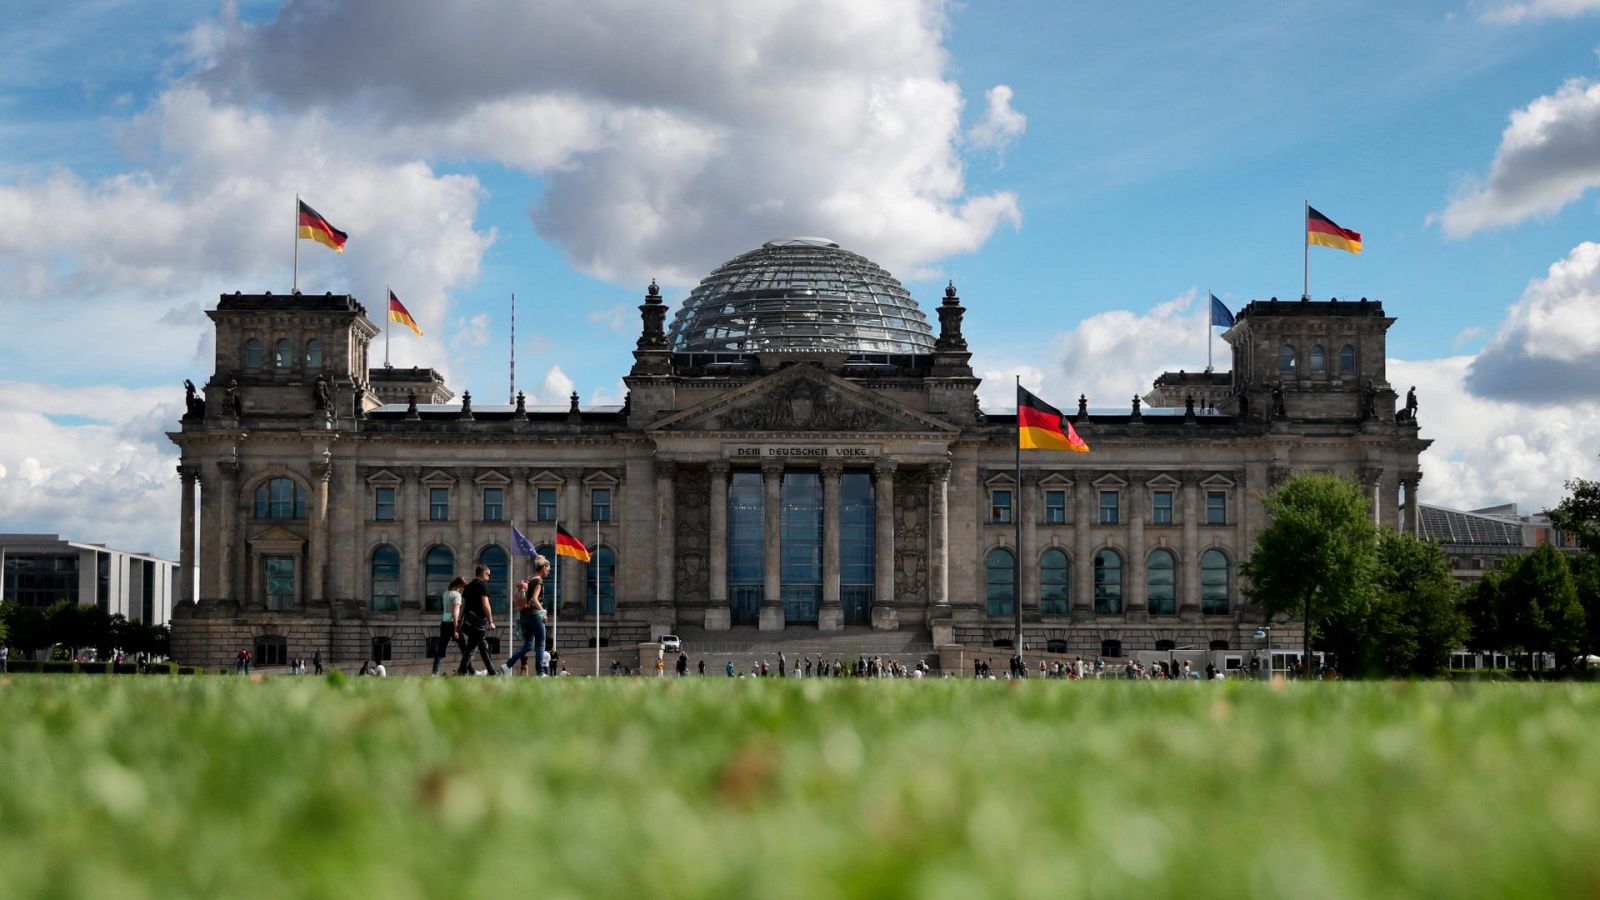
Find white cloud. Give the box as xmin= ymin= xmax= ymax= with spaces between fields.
xmin=527 ymin=365 xmax=576 ymax=407
xmin=0 ymin=383 xmax=182 ymax=558
xmin=1465 ymin=241 xmax=1600 ymax=403
xmin=587 ymin=304 xmax=633 ymax=335
xmin=968 ymin=84 xmax=1027 ymax=155
xmin=1478 ymin=0 xmax=1600 ymax=23
xmin=1432 ymin=78 xmax=1600 ymax=237
xmin=974 ymin=289 xmax=1214 ymax=411
xmin=185 ymin=0 xmax=1021 ymax=284
xmin=1392 ymin=356 xmax=1600 ymax=513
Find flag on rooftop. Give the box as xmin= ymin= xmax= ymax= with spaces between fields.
xmin=296 ymin=199 xmax=348 ymax=253
xmin=1306 ymin=205 xmax=1361 ymax=255
xmin=388 ymin=290 xmax=423 ymax=336
xmin=1018 ymin=385 xmax=1090 ymax=453
xmin=1209 ymin=293 xmax=1235 ymax=328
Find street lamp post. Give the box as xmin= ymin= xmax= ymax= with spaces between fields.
xmin=1254 ymin=626 xmax=1272 ymax=681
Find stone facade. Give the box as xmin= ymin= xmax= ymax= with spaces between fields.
xmin=168 ymin=277 xmax=1429 ymax=668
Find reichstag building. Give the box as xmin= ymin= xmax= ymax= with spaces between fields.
xmin=168 ymin=237 xmax=1429 ymax=668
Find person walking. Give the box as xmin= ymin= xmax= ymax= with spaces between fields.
xmin=312 ymin=648 xmax=323 ymax=675
xmin=676 ymin=652 xmax=688 ymax=677
xmin=456 ymin=564 xmax=499 ymax=676
xmin=505 ymin=556 xmax=551 ymax=675
xmin=0 ymin=644 xmax=8 ymax=674
xmin=434 ymin=576 xmax=470 ymax=675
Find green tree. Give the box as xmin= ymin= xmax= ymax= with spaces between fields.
xmin=1474 ymin=544 xmax=1586 ymax=671
xmin=1570 ymin=553 xmax=1600 ymax=665
xmin=1548 ymin=475 xmax=1600 ymax=556
xmin=1371 ymin=530 xmax=1468 ymax=677
xmin=1242 ymin=472 xmax=1380 ymax=674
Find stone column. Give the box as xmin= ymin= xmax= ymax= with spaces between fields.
xmin=178 ymin=465 xmax=198 ymax=606
xmin=1072 ymin=479 xmax=1093 ymax=616
xmin=760 ymin=460 xmax=785 ymax=631
xmin=403 ymin=468 xmax=422 ymax=611
xmin=217 ymin=457 xmax=240 ymax=606
xmin=872 ymin=460 xmax=897 ymax=631
xmin=308 ymin=459 xmax=331 ymax=607
xmin=705 ymin=461 xmax=730 ymax=631
xmin=456 ymin=467 xmax=476 ymax=581
xmin=1359 ymin=466 xmax=1384 ymax=529
xmin=561 ymin=468 xmax=583 ymax=614
xmin=928 ymin=459 xmax=951 ymax=609
xmin=818 ymin=462 xmax=844 ymax=632
xmin=1128 ymin=481 xmax=1147 ymax=621
xmin=1019 ymin=472 xmax=1040 ymax=616
xmin=654 ymin=460 xmax=676 ymax=612
xmin=1180 ymin=474 xmax=1200 ymax=619
xmin=1402 ymin=473 xmax=1422 ymax=536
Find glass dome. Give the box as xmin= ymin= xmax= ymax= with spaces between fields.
xmin=667 ymin=237 xmax=936 ymax=354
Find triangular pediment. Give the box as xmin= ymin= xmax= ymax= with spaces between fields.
xmin=646 ymin=365 xmax=959 ymax=435
xmin=248 ymin=525 xmax=305 ymax=547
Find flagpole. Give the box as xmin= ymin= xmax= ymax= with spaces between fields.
xmin=1014 ymin=376 xmax=1024 ymax=661
xmin=509 ymin=292 xmax=516 ymax=405
xmin=384 ymin=285 xmax=391 ymax=368
xmin=1206 ymin=290 xmax=1213 ymax=373
xmin=551 ymin=518 xmax=560 ymax=659
xmin=293 ymin=194 xmax=300 ymax=294
xmin=1303 ymin=199 xmax=1310 ymax=300
xmin=594 ymin=522 xmax=601 ymax=678
xmin=509 ymin=522 xmax=518 ymax=676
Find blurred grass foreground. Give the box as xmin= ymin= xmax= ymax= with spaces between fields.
xmin=2 ymin=677 xmax=1598 ymax=899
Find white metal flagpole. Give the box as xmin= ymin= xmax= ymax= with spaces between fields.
xmin=385 ymin=284 xmax=391 ymax=367
xmin=293 ymin=194 xmax=301 ymax=294
xmin=1303 ymin=199 xmax=1310 ymax=300
xmin=594 ymin=523 xmax=601 ymax=677
xmin=1206 ymin=290 xmax=1213 ymax=373
xmin=551 ymin=519 xmax=559 ymax=659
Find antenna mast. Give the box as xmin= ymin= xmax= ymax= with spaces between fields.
xmin=509 ymin=292 xmax=516 ymax=404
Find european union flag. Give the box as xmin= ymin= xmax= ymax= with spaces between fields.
xmin=511 ymin=523 xmax=538 ymax=558
xmin=1209 ymin=293 xmax=1235 ymax=328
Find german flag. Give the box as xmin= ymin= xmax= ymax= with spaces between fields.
xmin=388 ymin=290 xmax=423 ymax=336
xmin=1306 ymin=205 xmax=1361 ymax=255
xmin=297 ymin=200 xmax=348 ymax=253
xmin=1018 ymin=385 xmax=1089 ymax=453
xmin=555 ymin=523 xmax=591 ymax=563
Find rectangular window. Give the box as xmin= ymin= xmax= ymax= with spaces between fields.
xmin=482 ymin=487 xmax=504 ymax=522
xmin=264 ymin=556 xmax=295 ymax=611
xmin=536 ymin=488 xmax=558 ymax=522
xmin=1044 ymin=490 xmax=1066 ymax=525
xmin=1206 ymin=490 xmax=1228 ymax=525
xmin=1098 ymin=490 xmax=1120 ymax=525
xmin=374 ymin=487 xmax=395 ymax=521
xmin=1153 ymin=491 xmax=1173 ymax=525
xmin=429 ymin=487 xmax=450 ymax=521
xmin=991 ymin=489 xmax=1012 ymax=524
xmin=591 ymin=488 xmax=611 ymax=523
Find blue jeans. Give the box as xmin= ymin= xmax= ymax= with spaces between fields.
xmin=506 ymin=615 xmax=547 ymax=674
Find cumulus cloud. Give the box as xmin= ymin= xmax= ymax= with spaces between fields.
xmin=1432 ymin=78 xmax=1600 ymax=237
xmin=1465 ymin=241 xmax=1600 ymax=403
xmin=975 ymin=289 xmax=1214 ymax=411
xmin=968 ymin=85 xmax=1027 ymax=154
xmin=0 ymin=383 xmax=182 ymax=558
xmin=1478 ymin=0 xmax=1600 ymax=23
xmin=1392 ymin=356 xmax=1600 ymax=513
xmin=185 ymin=0 xmax=1021 ymax=283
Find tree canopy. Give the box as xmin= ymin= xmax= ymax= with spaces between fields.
xmin=1242 ymin=472 xmax=1380 ymax=671
xmin=1547 ymin=474 xmax=1600 ymax=556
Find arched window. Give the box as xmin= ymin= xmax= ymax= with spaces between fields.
xmin=244 ymin=338 xmax=263 ymax=369
xmin=1040 ymin=548 xmax=1069 ymax=615
xmin=1309 ymin=344 xmax=1326 ymax=374
xmin=1093 ymin=549 xmax=1123 ymax=615
xmin=305 ymin=339 xmax=323 ymax=370
xmin=371 ymin=545 xmax=400 ymax=611
xmin=985 ymin=548 xmax=1016 ymax=615
xmin=1147 ymin=548 xmax=1177 ymax=615
xmin=1278 ymin=344 xmax=1296 ymax=374
xmin=1339 ymin=344 xmax=1356 ymax=375
xmin=479 ymin=545 xmax=509 ymax=616
xmin=274 ymin=339 xmax=293 ymax=369
xmin=424 ymin=546 xmax=454 ymax=612
xmin=586 ymin=546 xmax=617 ymax=615
xmin=253 ymin=477 xmax=307 ymax=519
xmin=1201 ymin=549 xmax=1230 ymax=615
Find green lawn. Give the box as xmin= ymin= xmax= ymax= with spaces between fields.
xmin=2 ymin=677 xmax=1598 ymax=899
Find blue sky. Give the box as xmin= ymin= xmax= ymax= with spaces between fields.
xmin=3 ymin=0 xmax=1600 ymax=558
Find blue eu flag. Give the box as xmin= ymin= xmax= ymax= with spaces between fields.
xmin=1209 ymin=293 xmax=1235 ymax=328
xmin=511 ymin=523 xmax=538 ymax=558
